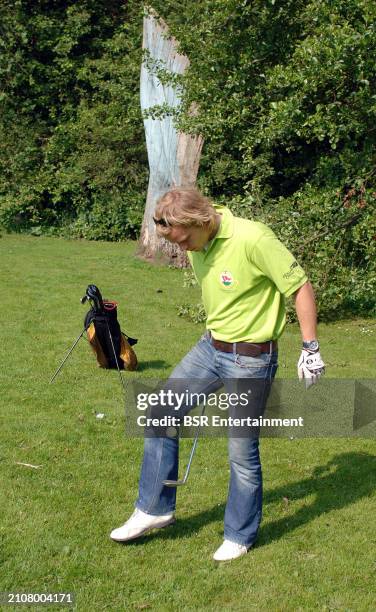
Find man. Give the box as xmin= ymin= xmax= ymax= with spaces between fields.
xmin=110 ymin=187 xmax=325 ymax=561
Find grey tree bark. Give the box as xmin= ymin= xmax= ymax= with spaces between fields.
xmin=138 ymin=10 xmax=204 ymax=266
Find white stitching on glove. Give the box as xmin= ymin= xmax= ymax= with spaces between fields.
xmin=297 ymin=350 xmax=325 ymax=389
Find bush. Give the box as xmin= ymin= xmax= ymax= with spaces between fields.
xmin=0 ymin=1 xmax=147 ymax=238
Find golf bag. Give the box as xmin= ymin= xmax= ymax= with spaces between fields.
xmin=50 ymin=285 xmax=138 ymax=389
xmin=83 ymin=286 xmax=138 ymax=371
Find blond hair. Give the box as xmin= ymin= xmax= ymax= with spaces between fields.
xmin=154 ymin=187 xmax=217 ymax=236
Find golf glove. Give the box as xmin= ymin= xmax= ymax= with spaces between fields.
xmin=297 ymin=347 xmax=325 ymax=389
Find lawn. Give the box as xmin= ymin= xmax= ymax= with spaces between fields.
xmin=0 ymin=234 xmax=375 ymax=611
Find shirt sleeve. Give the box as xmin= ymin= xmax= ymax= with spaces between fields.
xmin=250 ymin=226 xmax=308 ymax=297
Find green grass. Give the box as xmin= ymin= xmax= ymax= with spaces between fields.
xmin=0 ymin=234 xmax=375 ymax=611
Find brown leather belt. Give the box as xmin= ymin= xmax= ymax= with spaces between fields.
xmin=210 ymin=336 xmax=277 ymax=357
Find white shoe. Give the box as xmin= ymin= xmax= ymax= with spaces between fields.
xmin=110 ymin=508 xmax=175 ymax=542
xmin=213 ymin=539 xmax=248 ymax=561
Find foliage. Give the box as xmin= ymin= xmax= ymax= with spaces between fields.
xmin=0 ymin=0 xmax=147 ymax=240
xmin=177 ymin=301 xmax=207 ymax=324
xmin=149 ymin=0 xmax=376 ymax=193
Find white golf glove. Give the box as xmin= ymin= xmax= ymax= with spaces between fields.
xmin=297 ymin=346 xmax=325 ymax=389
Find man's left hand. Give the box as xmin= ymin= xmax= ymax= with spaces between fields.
xmin=297 ymin=349 xmax=325 ymax=389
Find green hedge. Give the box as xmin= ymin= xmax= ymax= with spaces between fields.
xmin=0 ymin=0 xmax=147 ymax=240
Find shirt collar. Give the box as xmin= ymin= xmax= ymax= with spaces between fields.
xmin=213 ymin=204 xmax=234 ymax=240
xmin=198 ymin=205 xmax=234 ymax=257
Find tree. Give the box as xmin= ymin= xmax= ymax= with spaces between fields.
xmin=138 ymin=9 xmax=203 ymax=265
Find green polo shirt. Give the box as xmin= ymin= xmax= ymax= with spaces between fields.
xmin=187 ymin=205 xmax=307 ymax=343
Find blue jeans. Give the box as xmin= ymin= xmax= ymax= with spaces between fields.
xmin=136 ymin=333 xmax=278 ymax=548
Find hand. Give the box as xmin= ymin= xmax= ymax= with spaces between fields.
xmin=297 ymin=349 xmax=325 ymax=389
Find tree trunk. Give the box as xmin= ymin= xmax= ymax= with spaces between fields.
xmin=138 ymin=10 xmax=204 ymax=266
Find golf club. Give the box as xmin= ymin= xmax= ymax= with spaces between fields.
xmin=163 ymin=403 xmax=206 ymax=487
xmin=80 ymin=284 xmax=104 ymax=312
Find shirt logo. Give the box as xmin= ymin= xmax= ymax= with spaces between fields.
xmin=220 ymin=271 xmax=234 ymax=287
xmin=283 ymin=261 xmax=299 ymax=279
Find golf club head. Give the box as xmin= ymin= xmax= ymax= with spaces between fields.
xmin=162 ymin=479 xmax=186 ymax=487
xmin=81 ymin=284 xmax=104 ymax=312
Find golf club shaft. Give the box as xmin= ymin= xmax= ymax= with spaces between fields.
xmin=181 ymin=431 xmax=200 ymax=483
xmin=163 ymin=403 xmax=206 ymax=486
xmin=105 ymin=320 xmax=126 ymax=393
